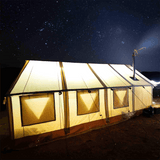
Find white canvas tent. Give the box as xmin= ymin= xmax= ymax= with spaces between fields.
xmin=6 ymin=60 xmax=153 ymax=147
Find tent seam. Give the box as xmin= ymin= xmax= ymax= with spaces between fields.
xmin=23 ymin=64 xmax=34 ymax=93
xmin=108 ymin=64 xmax=133 ymax=86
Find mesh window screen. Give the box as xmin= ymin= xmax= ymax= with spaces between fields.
xmin=20 ymin=93 xmax=55 ymax=126
xmin=113 ymin=88 xmax=129 ymax=109
xmin=77 ymin=90 xmax=99 ymax=115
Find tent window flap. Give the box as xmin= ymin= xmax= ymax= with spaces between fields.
xmin=77 ymin=90 xmax=99 ymax=115
xmin=20 ymin=93 xmax=55 ymax=126
xmin=113 ymin=88 xmax=129 ymax=109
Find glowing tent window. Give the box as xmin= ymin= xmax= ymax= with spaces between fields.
xmin=20 ymin=93 xmax=55 ymax=126
xmin=77 ymin=90 xmax=99 ymax=115
xmin=113 ymin=88 xmax=129 ymax=109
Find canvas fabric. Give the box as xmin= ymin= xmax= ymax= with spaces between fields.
xmin=77 ymin=90 xmax=99 ymax=115
xmin=113 ymin=88 xmax=129 ymax=109
xmin=20 ymin=93 xmax=55 ymax=126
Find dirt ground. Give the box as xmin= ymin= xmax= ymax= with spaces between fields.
xmin=1 ymin=106 xmax=160 ymax=160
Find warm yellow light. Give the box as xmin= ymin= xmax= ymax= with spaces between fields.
xmin=63 ymin=62 xmax=102 ymax=89
xmin=25 ymin=97 xmax=49 ymax=119
xmin=115 ymin=90 xmax=126 ymax=103
xmin=80 ymin=93 xmax=97 ymax=110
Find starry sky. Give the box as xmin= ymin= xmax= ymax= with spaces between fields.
xmin=1 ymin=0 xmax=160 ymax=71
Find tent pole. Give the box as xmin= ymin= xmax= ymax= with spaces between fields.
xmin=7 ymin=96 xmax=14 ymax=140
xmin=59 ymin=62 xmax=70 ymax=134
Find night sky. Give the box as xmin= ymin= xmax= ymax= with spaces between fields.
xmin=1 ymin=0 xmax=160 ymax=71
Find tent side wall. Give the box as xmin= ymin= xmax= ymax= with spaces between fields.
xmin=10 ymin=92 xmax=65 ymax=140
xmin=9 ymin=89 xmax=108 ymax=140
xmin=68 ymin=89 xmax=107 ymax=135
xmin=7 ymin=86 xmax=153 ymax=148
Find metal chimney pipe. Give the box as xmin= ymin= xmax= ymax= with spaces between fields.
xmin=132 ymin=47 xmax=146 ymax=80
xmin=132 ymin=53 xmax=136 ymax=80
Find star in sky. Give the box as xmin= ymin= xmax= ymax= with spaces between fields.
xmin=1 ymin=0 xmax=160 ymax=71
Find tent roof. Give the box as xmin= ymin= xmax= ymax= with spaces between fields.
xmin=8 ymin=60 xmax=153 ymax=96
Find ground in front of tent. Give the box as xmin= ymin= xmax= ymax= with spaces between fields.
xmin=1 ymin=99 xmax=160 ymax=160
